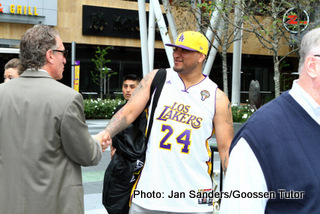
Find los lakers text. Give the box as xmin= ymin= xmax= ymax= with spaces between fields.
xmin=156 ymin=102 xmax=203 ymax=129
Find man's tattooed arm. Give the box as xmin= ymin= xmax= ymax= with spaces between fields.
xmin=105 ymin=108 xmax=129 ymax=138
xmin=105 ymin=69 xmax=157 ymax=138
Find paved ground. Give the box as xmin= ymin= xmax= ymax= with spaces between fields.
xmin=84 ymin=119 xmax=109 ymax=214
xmin=83 ymin=119 xmax=223 ymax=214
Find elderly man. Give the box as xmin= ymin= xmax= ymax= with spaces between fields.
xmin=220 ymin=27 xmax=320 ymax=213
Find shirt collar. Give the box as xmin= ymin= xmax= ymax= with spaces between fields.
xmin=289 ymin=80 xmax=320 ymax=125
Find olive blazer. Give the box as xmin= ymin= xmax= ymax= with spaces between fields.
xmin=0 ymin=69 xmax=102 ymax=214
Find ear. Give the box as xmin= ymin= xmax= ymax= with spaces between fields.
xmin=46 ymin=49 xmax=54 ymax=64
xmin=305 ymin=55 xmax=320 ymax=78
xmin=198 ymin=53 xmax=206 ymax=63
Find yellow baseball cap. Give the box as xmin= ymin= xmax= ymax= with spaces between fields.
xmin=166 ymin=31 xmax=208 ymax=55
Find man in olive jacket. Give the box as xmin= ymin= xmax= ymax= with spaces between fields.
xmin=0 ymin=25 xmax=103 ymax=214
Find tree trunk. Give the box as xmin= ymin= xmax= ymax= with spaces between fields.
xmin=222 ymin=47 xmax=228 ymax=97
xmin=100 ymin=67 xmax=103 ymax=99
xmin=272 ymin=19 xmax=280 ymax=98
xmin=273 ymin=57 xmax=281 ymax=97
xmin=222 ymin=21 xmax=229 ymax=97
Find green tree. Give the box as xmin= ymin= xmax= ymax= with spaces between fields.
xmin=167 ymin=0 xmax=247 ymax=98
xmin=90 ymin=46 xmax=117 ymax=99
xmin=240 ymin=0 xmax=319 ymax=97
xmin=166 ymin=0 xmax=320 ymax=99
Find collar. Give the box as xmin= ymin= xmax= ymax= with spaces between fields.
xmin=20 ymin=69 xmax=52 ymax=79
xmin=289 ymin=80 xmax=320 ymax=125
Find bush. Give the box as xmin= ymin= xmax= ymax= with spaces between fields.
xmin=84 ymin=98 xmax=255 ymax=123
xmin=232 ymin=104 xmax=255 ymax=123
xmin=84 ymin=98 xmax=125 ymax=119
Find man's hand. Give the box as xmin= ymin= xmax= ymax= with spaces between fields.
xmin=94 ymin=130 xmax=108 ymax=152
xmin=110 ymin=146 xmax=116 ymax=159
xmin=101 ymin=130 xmax=112 ymax=152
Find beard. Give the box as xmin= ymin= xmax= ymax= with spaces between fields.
xmin=173 ymin=65 xmax=183 ymax=73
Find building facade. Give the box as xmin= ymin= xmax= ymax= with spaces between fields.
xmin=0 ymin=0 xmax=300 ymax=102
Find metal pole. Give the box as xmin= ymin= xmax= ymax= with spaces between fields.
xmin=148 ymin=0 xmax=156 ymax=72
xmin=203 ymin=0 xmax=222 ymax=75
xmin=138 ymin=0 xmax=150 ymax=77
xmin=151 ymin=0 xmax=174 ymax=67
xmin=71 ymin=41 xmax=76 ymax=89
xmin=231 ymin=0 xmax=243 ymax=106
xmin=205 ymin=0 xmax=222 ymax=43
xmin=162 ymin=0 xmax=178 ymax=41
xmin=191 ymin=0 xmax=201 ymax=32
xmin=203 ymin=20 xmax=223 ymax=75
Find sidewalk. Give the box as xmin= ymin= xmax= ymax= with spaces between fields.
xmin=83 ymin=119 xmax=222 ymax=214
xmin=84 ymin=119 xmax=109 ymax=214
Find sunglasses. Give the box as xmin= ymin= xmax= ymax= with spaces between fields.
xmin=52 ymin=49 xmax=68 ymax=58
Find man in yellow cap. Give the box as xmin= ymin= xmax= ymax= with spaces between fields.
xmin=102 ymin=31 xmax=233 ymax=213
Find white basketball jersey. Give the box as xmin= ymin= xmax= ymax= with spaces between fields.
xmin=131 ymin=68 xmax=217 ymax=212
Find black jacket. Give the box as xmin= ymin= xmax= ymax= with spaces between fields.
xmin=102 ymin=103 xmax=147 ymax=214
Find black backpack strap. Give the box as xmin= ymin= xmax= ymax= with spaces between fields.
xmin=146 ymin=68 xmax=167 ymax=141
xmin=150 ymin=68 xmax=167 ymax=95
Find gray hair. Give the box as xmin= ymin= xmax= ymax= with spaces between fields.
xmin=19 ymin=25 xmax=59 ymax=69
xmin=299 ymin=28 xmax=320 ymax=72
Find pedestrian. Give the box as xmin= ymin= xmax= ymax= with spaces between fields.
xmin=103 ymin=74 xmax=147 ymax=214
xmin=3 ymin=58 xmax=25 ymax=82
xmin=110 ymin=74 xmax=146 ymax=157
xmin=0 ymin=24 xmax=104 ymax=214
xmin=102 ymin=31 xmax=233 ymax=213
xmin=121 ymin=74 xmax=142 ymax=100
xmin=220 ymin=27 xmax=320 ymax=213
